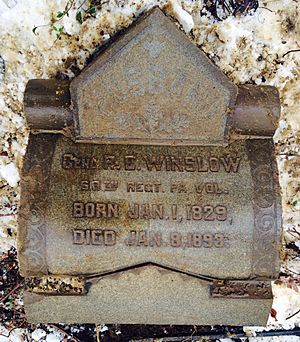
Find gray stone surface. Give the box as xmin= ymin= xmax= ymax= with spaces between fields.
xmin=48 ymin=138 xmax=253 ymax=278
xmin=24 ymin=265 xmax=272 ymax=325
xmin=70 ymin=8 xmax=237 ymax=146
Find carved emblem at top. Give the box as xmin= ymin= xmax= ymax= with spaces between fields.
xmin=70 ymin=8 xmax=237 ymax=145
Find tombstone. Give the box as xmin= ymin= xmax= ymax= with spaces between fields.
xmin=19 ymin=8 xmax=281 ymax=325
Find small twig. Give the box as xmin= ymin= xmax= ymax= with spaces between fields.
xmin=285 ymin=269 xmax=300 ymax=276
xmin=77 ymin=0 xmax=89 ymax=11
xmin=49 ymin=324 xmax=80 ymax=342
xmin=286 ymin=231 xmax=300 ymax=240
xmin=33 ymin=0 xmax=75 ymax=36
xmin=278 ymin=153 xmax=300 ymax=157
xmin=259 ymin=6 xmax=274 ymax=13
xmin=223 ymin=0 xmax=233 ymax=15
xmin=288 ymin=227 xmax=300 ymax=235
xmin=0 ymin=280 xmax=23 ymax=304
xmin=0 ymin=332 xmax=9 ymax=338
xmin=282 ymin=49 xmax=300 ymax=58
xmin=286 ymin=308 xmax=300 ymax=320
xmin=182 ymin=325 xmax=197 ymax=341
xmin=32 ymin=23 xmax=51 ymax=35
xmin=6 ymin=327 xmax=21 ymax=338
xmin=96 ymin=324 xmax=101 ymax=342
xmin=0 ymin=253 xmax=9 ymax=262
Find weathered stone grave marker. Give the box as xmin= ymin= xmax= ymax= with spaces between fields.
xmin=19 ymin=8 xmax=281 ymax=325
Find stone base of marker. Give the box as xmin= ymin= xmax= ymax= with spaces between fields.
xmin=24 ymin=267 xmax=272 ymax=325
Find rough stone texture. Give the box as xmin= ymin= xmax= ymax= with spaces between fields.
xmin=24 ymin=79 xmax=71 ymax=132
xmin=24 ymin=265 xmax=273 ymax=325
xmin=232 ymin=85 xmax=281 ymax=137
xmin=70 ymin=8 xmax=237 ymax=146
xmin=18 ymin=134 xmax=58 ymax=276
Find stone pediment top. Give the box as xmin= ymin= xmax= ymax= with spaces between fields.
xmin=23 ymin=8 xmax=280 ymax=145
xmin=70 ymin=7 xmax=237 ymax=145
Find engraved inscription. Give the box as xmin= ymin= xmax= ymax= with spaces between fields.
xmin=186 ymin=205 xmax=227 ymax=221
xmin=44 ymin=139 xmax=258 ymax=277
xmin=79 ymin=180 xmax=229 ymax=195
xmin=73 ymin=202 xmax=119 ymax=218
xmin=195 ymin=182 xmax=229 ymax=195
xmin=128 ymin=203 xmax=164 ymax=219
xmin=64 ymin=145 xmax=240 ymax=262
xmin=125 ymin=231 xmax=225 ymax=248
xmin=72 ymin=229 xmax=225 ymax=249
xmin=81 ymin=180 xmax=119 ymax=191
xmin=73 ymin=229 xmax=116 ymax=245
xmin=62 ymin=154 xmax=241 ymax=173
xmin=92 ymin=61 xmax=215 ymax=118
xmin=127 ymin=182 xmax=163 ymax=193
xmin=72 ymin=202 xmax=230 ymax=222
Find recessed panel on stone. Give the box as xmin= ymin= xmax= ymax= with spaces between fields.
xmin=19 ymin=135 xmax=279 ymax=279
xmin=19 ymin=7 xmax=282 ymax=326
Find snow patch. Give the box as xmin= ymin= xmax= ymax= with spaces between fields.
xmin=31 ymin=328 xmax=47 ymax=341
xmin=0 ymin=162 xmax=19 ymax=187
xmin=168 ymin=0 xmax=194 ymax=32
xmin=45 ymin=333 xmax=63 ymax=342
